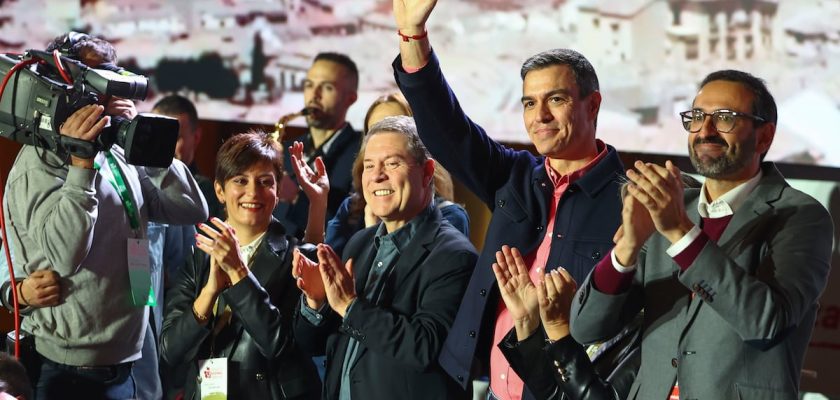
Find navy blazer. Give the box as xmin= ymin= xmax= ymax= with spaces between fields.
xmin=393 ymin=52 xmax=625 ymax=394
xmin=273 ymin=124 xmax=361 ymax=238
xmin=294 ymin=208 xmax=477 ymax=400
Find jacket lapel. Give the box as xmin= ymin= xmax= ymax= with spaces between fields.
xmin=349 ymin=209 xmax=441 ymax=369
xmin=222 ymin=220 xmax=289 ymax=358
xmin=679 ymin=165 xmax=786 ymax=335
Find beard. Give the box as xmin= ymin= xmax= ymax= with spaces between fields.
xmin=688 ymin=132 xmax=756 ymax=178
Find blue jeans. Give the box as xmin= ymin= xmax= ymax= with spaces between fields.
xmin=36 ymin=355 xmax=136 ymax=400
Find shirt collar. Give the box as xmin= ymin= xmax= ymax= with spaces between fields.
xmin=320 ymin=123 xmax=348 ymax=155
xmin=543 ymin=139 xmax=608 ymax=189
xmin=239 ymin=231 xmax=267 ymax=266
xmin=697 ymin=170 xmax=763 ymax=218
xmin=373 ymin=204 xmax=433 ymax=250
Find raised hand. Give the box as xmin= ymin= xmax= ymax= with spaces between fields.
xmin=289 ymin=141 xmax=329 ymax=206
xmin=293 ymin=248 xmax=326 ymax=309
xmin=536 ymin=268 xmax=577 ymax=341
xmin=491 ymin=245 xmax=539 ymax=340
xmin=393 ymin=0 xmax=437 ymax=32
xmin=626 ymin=160 xmax=694 ymax=244
xmin=18 ymin=269 xmax=62 ymax=307
xmin=195 ymin=218 xmax=248 ymax=285
xmin=315 ymin=244 xmax=356 ymax=317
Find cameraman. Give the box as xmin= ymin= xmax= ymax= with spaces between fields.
xmin=0 ymin=34 xmax=208 ymax=399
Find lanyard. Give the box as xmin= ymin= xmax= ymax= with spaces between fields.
xmin=96 ymin=151 xmax=141 ymax=233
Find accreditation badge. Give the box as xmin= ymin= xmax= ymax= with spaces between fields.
xmin=127 ymin=238 xmax=155 ymax=306
xmin=198 ymin=357 xmax=228 ymax=400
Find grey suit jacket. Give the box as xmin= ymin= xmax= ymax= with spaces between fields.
xmin=570 ymin=163 xmax=833 ymax=400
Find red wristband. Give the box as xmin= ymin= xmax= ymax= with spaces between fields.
xmin=397 ymin=29 xmax=428 ymax=42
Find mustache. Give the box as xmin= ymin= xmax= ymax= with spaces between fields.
xmin=693 ymin=137 xmax=728 ymax=147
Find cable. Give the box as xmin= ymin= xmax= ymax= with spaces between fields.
xmin=0 ymin=164 xmax=20 ymax=359
xmin=52 ymin=49 xmax=72 ymax=84
xmin=0 ymin=56 xmax=37 ymax=104
xmin=0 ymin=55 xmax=40 ymax=359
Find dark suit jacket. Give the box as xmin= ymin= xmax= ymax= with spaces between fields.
xmin=571 ymin=163 xmax=834 ymax=400
xmin=393 ymin=51 xmax=625 ymax=394
xmin=160 ymin=220 xmax=321 ymax=400
xmin=294 ymin=208 xmax=478 ymax=400
xmin=274 ymin=123 xmax=361 ymax=238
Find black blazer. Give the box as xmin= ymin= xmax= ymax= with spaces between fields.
xmin=294 ymin=209 xmax=478 ymax=400
xmin=498 ymin=316 xmax=642 ymax=400
xmin=160 ymin=219 xmax=321 ymax=400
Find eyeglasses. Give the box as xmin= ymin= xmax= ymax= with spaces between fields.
xmin=679 ymin=109 xmax=765 ymax=133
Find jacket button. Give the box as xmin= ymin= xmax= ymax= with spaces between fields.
xmin=536 ymin=226 xmax=543 ymax=231
xmin=255 ymin=373 xmax=265 ymax=381
xmin=479 ymin=289 xmax=487 ymax=297
xmin=457 ymin=375 xmax=464 ymax=382
xmin=469 ymin=330 xmax=476 ymax=338
xmin=591 ymin=251 xmax=601 ymax=260
xmin=497 ymin=199 xmax=505 ymax=207
xmin=671 ymin=358 xmax=679 ymax=368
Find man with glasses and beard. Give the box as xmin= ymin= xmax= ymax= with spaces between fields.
xmin=570 ymin=70 xmax=833 ymax=400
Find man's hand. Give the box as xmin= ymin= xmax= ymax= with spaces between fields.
xmin=536 ymin=268 xmax=577 ymax=341
xmin=393 ymin=0 xmax=437 ymax=33
xmin=294 ymin=248 xmax=327 ymax=309
xmin=394 ymin=0 xmax=435 ymax=68
xmin=613 ymin=190 xmax=656 ymax=267
xmin=104 ymin=97 xmax=138 ymax=120
xmin=290 ymin=141 xmax=329 ymax=208
xmin=18 ymin=269 xmax=61 ymax=307
xmin=316 ymin=244 xmax=356 ymax=317
xmin=626 ymin=160 xmax=694 ymax=244
xmin=60 ymin=105 xmax=109 ymax=169
xmin=491 ymin=245 xmax=539 ymax=340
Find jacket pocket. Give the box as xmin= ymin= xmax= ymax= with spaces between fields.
xmin=493 ymin=186 xmax=528 ymax=223
xmin=735 ymin=383 xmax=797 ymax=400
xmin=571 ymin=240 xmax=613 ymax=270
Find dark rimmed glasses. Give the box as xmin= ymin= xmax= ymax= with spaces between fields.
xmin=679 ymin=109 xmax=766 ymax=133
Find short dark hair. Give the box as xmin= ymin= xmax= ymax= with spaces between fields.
xmin=215 ymin=131 xmax=284 ymax=185
xmin=45 ymin=32 xmax=116 ymax=67
xmin=0 ymin=353 xmax=32 ymax=400
xmin=699 ymin=70 xmax=777 ymax=126
xmin=520 ymin=49 xmax=599 ymax=98
xmin=153 ymin=94 xmax=199 ymax=130
xmin=313 ymin=52 xmax=359 ymax=91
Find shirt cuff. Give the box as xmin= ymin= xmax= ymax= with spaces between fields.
xmin=592 ymin=249 xmax=635 ymax=295
xmin=341 ymin=298 xmax=359 ymax=321
xmin=665 ymin=225 xmax=702 ymax=257
xmin=671 ymin=230 xmax=710 ymax=271
xmin=611 ymin=248 xmax=636 ymax=273
xmin=299 ymin=295 xmax=328 ymax=327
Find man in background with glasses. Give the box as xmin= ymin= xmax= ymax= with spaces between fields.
xmin=571 ymin=70 xmax=833 ymax=399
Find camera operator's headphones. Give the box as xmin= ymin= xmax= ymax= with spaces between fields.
xmin=57 ymin=31 xmax=91 ymax=58
xmin=56 ymin=31 xmax=125 ymax=73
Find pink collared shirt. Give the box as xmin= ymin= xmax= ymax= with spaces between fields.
xmin=489 ymin=141 xmax=608 ymax=400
